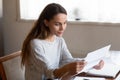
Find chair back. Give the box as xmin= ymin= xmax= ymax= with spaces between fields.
xmin=0 ymin=51 xmax=25 ymax=80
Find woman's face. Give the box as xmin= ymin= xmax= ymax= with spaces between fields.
xmin=45 ymin=13 xmax=67 ymax=37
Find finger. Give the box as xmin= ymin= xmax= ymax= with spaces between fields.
xmin=78 ymin=61 xmax=86 ymax=65
xmin=99 ymin=60 xmax=104 ymax=68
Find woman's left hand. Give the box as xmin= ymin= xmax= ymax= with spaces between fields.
xmin=93 ymin=60 xmax=104 ymax=70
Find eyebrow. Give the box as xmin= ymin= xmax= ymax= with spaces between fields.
xmin=54 ymin=20 xmax=67 ymax=23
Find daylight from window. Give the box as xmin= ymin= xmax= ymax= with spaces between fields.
xmin=20 ymin=0 xmax=120 ymax=23
xmin=0 ymin=0 xmax=3 ymax=18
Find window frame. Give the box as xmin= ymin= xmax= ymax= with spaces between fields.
xmin=16 ymin=0 xmax=120 ymax=25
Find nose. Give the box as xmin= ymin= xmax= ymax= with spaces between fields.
xmin=60 ymin=24 xmax=66 ymax=31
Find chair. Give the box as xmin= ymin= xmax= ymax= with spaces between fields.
xmin=0 ymin=51 xmax=25 ymax=80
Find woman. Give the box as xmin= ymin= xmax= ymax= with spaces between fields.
xmin=21 ymin=3 xmax=104 ymax=80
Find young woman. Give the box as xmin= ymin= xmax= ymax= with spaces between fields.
xmin=21 ymin=3 xmax=104 ymax=80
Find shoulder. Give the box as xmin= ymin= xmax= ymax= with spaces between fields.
xmin=55 ymin=36 xmax=65 ymax=42
xmin=30 ymin=39 xmax=43 ymax=48
xmin=31 ymin=39 xmax=42 ymax=44
xmin=55 ymin=36 xmax=67 ymax=47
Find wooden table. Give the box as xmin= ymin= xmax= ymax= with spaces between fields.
xmin=77 ymin=72 xmax=120 ymax=80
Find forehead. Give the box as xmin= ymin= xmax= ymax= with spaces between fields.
xmin=51 ymin=13 xmax=67 ymax=22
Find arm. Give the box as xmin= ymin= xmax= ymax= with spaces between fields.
xmin=31 ymin=39 xmax=85 ymax=79
xmin=59 ymin=38 xmax=82 ymax=66
xmin=30 ymin=40 xmax=56 ymax=79
xmin=31 ymin=38 xmax=87 ymax=79
xmin=56 ymin=38 xmax=86 ymax=79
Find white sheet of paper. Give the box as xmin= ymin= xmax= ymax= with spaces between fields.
xmin=85 ymin=45 xmax=111 ymax=62
xmin=79 ymin=45 xmax=111 ymax=73
xmin=87 ymin=58 xmax=120 ymax=77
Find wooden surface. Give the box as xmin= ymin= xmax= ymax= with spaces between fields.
xmin=77 ymin=72 xmax=117 ymax=80
xmin=0 ymin=51 xmax=21 ymax=62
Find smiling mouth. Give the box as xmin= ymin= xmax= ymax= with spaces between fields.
xmin=58 ymin=32 xmax=63 ymax=34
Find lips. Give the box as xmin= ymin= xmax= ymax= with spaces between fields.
xmin=58 ymin=32 xmax=63 ymax=34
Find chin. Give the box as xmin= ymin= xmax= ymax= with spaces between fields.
xmin=56 ymin=34 xmax=63 ymax=37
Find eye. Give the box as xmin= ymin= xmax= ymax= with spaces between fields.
xmin=55 ymin=23 xmax=61 ymax=26
xmin=64 ymin=21 xmax=67 ymax=25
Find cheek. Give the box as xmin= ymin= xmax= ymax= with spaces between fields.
xmin=64 ymin=25 xmax=67 ymax=30
xmin=49 ymin=26 xmax=58 ymax=33
xmin=48 ymin=24 xmax=55 ymax=31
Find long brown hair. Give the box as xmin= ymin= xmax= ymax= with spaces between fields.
xmin=21 ymin=3 xmax=67 ymax=65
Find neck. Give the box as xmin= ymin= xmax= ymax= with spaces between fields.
xmin=45 ymin=35 xmax=56 ymax=42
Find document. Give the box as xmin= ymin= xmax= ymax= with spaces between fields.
xmin=80 ymin=45 xmax=111 ymax=73
xmin=86 ymin=58 xmax=120 ymax=78
xmin=76 ymin=45 xmax=120 ymax=79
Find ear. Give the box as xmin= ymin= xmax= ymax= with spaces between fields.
xmin=44 ymin=19 xmax=49 ymax=27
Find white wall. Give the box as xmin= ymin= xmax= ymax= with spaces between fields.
xmin=3 ymin=0 xmax=33 ymax=54
xmin=0 ymin=18 xmax=4 ymax=56
xmin=63 ymin=23 xmax=120 ymax=57
xmin=3 ymin=0 xmax=120 ymax=57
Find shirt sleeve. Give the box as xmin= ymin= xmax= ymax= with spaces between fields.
xmin=59 ymin=38 xmax=82 ymax=67
xmin=30 ymin=39 xmax=55 ymax=79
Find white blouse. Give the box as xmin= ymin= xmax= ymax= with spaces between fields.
xmin=25 ymin=36 xmax=81 ymax=80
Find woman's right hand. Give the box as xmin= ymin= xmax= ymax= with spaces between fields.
xmin=53 ymin=60 xmax=86 ymax=79
xmin=65 ymin=61 xmax=86 ymax=76
xmin=60 ymin=61 xmax=86 ymax=80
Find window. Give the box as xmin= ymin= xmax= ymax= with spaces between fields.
xmin=0 ymin=0 xmax=2 ymax=18
xmin=19 ymin=0 xmax=120 ymax=23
